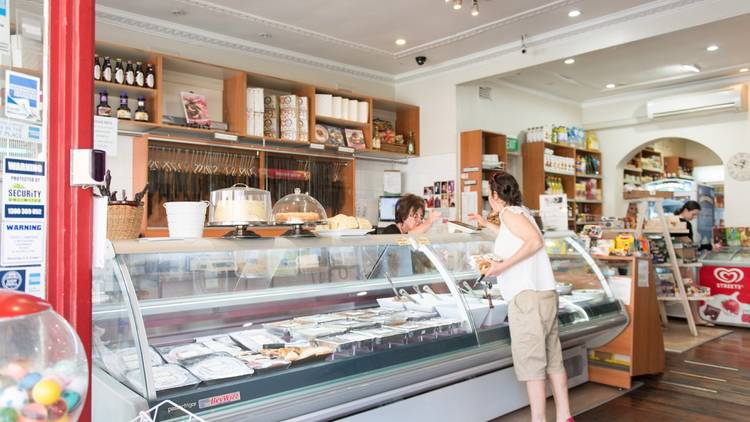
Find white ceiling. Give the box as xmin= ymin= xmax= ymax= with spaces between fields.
xmin=96 ymin=0 xmax=655 ymax=75
xmin=496 ymin=13 xmax=750 ymax=102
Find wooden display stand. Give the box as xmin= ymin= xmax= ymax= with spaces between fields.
xmin=588 ymin=255 xmax=665 ymax=389
xmin=521 ymin=142 xmax=603 ymax=230
xmin=459 ymin=130 xmax=507 ymax=217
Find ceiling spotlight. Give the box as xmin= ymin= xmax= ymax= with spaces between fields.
xmin=395 ymin=39 xmax=406 ymax=46
xmin=453 ymin=0 xmax=462 ymax=10
xmin=706 ymin=44 xmax=719 ymax=52
xmin=568 ymin=10 xmax=581 ymax=18
xmin=564 ymin=58 xmax=575 ymax=65
xmin=605 ymin=83 xmax=616 ymax=89
xmin=681 ymin=64 xmax=701 ymax=73
xmin=471 ymin=0 xmax=479 ymax=16
xmin=740 ymin=68 xmax=749 ymax=73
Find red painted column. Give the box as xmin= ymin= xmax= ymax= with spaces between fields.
xmin=47 ymin=1 xmax=95 ymax=421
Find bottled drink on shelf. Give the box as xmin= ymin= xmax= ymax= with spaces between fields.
xmin=125 ymin=60 xmax=135 ymax=85
xmin=102 ymin=57 xmax=113 ymax=82
xmin=407 ymin=131 xmax=415 ymax=154
xmin=114 ymin=59 xmax=125 ymax=84
xmin=145 ymin=64 xmax=156 ymax=89
xmin=96 ymin=91 xmax=112 ymax=117
xmin=116 ymin=93 xmax=132 ymax=120
xmin=135 ymin=61 xmax=145 ymax=87
xmin=94 ymin=54 xmax=102 ymax=81
xmin=134 ymin=96 xmax=149 ymax=122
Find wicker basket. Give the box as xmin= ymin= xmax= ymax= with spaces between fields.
xmin=107 ymin=203 xmax=144 ymax=240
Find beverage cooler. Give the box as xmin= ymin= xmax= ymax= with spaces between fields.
xmin=698 ymin=248 xmax=750 ymax=327
xmin=91 ymin=232 xmax=626 ymax=422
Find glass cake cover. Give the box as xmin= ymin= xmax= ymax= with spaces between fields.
xmin=272 ymin=188 xmax=327 ymax=224
xmin=208 ymin=183 xmax=272 ymax=225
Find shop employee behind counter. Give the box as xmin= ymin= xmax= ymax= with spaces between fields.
xmin=380 ymin=194 xmax=442 ymax=235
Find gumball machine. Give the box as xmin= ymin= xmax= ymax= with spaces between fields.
xmin=0 ymin=290 xmax=89 ymax=422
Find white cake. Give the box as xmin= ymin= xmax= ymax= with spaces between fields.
xmin=213 ymin=199 xmax=268 ymax=223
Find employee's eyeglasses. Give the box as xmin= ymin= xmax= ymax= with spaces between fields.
xmin=408 ymin=212 xmax=425 ymax=222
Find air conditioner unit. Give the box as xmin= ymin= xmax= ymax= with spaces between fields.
xmin=646 ymin=85 xmax=747 ymax=119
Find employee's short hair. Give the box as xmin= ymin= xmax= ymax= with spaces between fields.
xmin=395 ymin=194 xmax=426 ymax=224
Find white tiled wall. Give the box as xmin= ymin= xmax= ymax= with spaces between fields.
xmin=355 ymin=159 xmax=407 ymax=224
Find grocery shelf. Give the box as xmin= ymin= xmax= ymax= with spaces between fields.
xmin=576 ymin=173 xmax=602 ymax=179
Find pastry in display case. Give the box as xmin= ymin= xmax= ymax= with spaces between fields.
xmin=92 ymin=231 xmax=626 ymax=422
xmin=272 ymin=188 xmax=327 ymax=237
xmin=208 ymin=183 xmax=272 ymax=238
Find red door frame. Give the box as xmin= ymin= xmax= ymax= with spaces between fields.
xmin=47 ymin=1 xmax=94 ymax=421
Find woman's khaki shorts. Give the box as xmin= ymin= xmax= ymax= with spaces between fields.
xmin=507 ymin=289 xmax=566 ymax=381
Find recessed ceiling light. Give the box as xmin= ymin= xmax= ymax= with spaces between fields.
xmin=568 ymin=10 xmax=581 ymax=18
xmin=453 ymin=0 xmax=462 ymax=10
xmin=471 ymin=0 xmax=479 ymax=16
xmin=681 ymin=64 xmax=701 ymax=73
xmin=564 ymin=58 xmax=575 ymax=65
xmin=605 ymin=83 xmax=616 ymax=89
xmin=395 ymin=39 xmax=406 ymax=46
xmin=706 ymin=44 xmax=719 ymax=52
xmin=740 ymin=68 xmax=749 ymax=73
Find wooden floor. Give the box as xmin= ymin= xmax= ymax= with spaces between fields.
xmin=577 ymin=326 xmax=750 ymax=422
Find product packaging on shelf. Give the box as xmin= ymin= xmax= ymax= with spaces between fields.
xmin=297 ymin=96 xmax=309 ymax=142
xmin=246 ymin=87 xmax=265 ymax=137
xmin=264 ymin=95 xmax=279 ymax=138
xmin=315 ymin=94 xmax=333 ymax=117
xmin=279 ymin=94 xmax=299 ymax=141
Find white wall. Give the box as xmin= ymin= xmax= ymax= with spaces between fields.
xmin=457 ymin=82 xmax=582 ymax=139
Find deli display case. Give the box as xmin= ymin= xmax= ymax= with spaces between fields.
xmin=698 ymin=248 xmax=750 ymax=327
xmin=92 ymin=231 xmax=627 ymax=422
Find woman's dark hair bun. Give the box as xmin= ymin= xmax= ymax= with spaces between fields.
xmin=490 ymin=172 xmax=522 ymax=206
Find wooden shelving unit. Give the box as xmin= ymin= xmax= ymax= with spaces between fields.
xmin=664 ymin=155 xmax=694 ymax=179
xmin=96 ymin=41 xmax=419 ymax=161
xmin=459 ymin=130 xmax=507 ymax=217
xmin=588 ymin=255 xmax=665 ymax=389
xmin=623 ymin=148 xmax=666 ymax=194
xmin=521 ymin=142 xmax=602 ymax=229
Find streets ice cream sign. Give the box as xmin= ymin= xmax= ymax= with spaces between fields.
xmin=7 ymin=182 xmax=42 ymax=203
xmin=714 ymin=267 xmax=744 ymax=290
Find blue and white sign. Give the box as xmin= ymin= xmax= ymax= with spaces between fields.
xmin=0 ymin=268 xmax=26 ymax=291
xmin=0 ymin=221 xmax=45 ymax=266
xmin=0 ymin=119 xmax=44 ymax=143
xmin=0 ymin=0 xmax=8 ymax=57
xmin=5 ymin=70 xmax=41 ymax=122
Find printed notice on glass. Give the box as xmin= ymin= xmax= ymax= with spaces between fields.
xmin=0 ymin=0 xmax=10 ymax=57
xmin=5 ymin=70 xmax=41 ymax=122
xmin=0 ymin=266 xmax=44 ymax=298
xmin=609 ymin=276 xmax=632 ymax=306
xmin=0 ymin=118 xmax=43 ymax=144
xmin=2 ymin=158 xmax=45 ymax=219
xmin=1 ymin=221 xmax=45 ymax=266
xmin=540 ymin=194 xmax=568 ymax=231
xmin=94 ymin=116 xmax=118 ymax=156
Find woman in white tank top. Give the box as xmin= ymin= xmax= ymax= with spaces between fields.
xmin=470 ymin=172 xmax=573 ymax=422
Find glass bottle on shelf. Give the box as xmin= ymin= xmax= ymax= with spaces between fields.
xmin=96 ymin=91 xmax=111 ymax=117
xmin=114 ymin=58 xmax=125 ymax=84
xmin=125 ymin=60 xmax=135 ymax=86
xmin=407 ymin=131 xmax=415 ymax=155
xmin=94 ymin=54 xmax=102 ymax=81
xmin=133 ymin=96 xmax=149 ymax=122
xmin=116 ymin=93 xmax=132 ymax=120
xmin=135 ymin=61 xmax=145 ymax=87
xmin=102 ymin=57 xmax=112 ymax=82
xmin=145 ymin=64 xmax=156 ymax=89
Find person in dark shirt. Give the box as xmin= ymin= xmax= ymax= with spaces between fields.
xmin=674 ymin=200 xmax=701 ymax=243
xmin=381 ymin=194 xmax=442 ymax=235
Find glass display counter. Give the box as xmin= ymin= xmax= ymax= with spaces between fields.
xmin=92 ymin=231 xmax=626 ymax=421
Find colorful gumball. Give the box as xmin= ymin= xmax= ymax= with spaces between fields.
xmin=3 ymin=365 xmax=26 ymax=382
xmin=17 ymin=374 xmax=41 ymax=391
xmin=0 ymin=407 xmax=18 ymax=422
xmin=45 ymin=400 xmax=66 ymax=420
xmin=58 ymin=392 xmax=79 ymax=413
xmin=30 ymin=380 xmax=61 ymax=406
xmin=0 ymin=387 xmax=28 ymax=410
xmin=17 ymin=402 xmax=46 ymax=421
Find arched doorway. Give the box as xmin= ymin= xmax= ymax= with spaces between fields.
xmin=617 ymin=137 xmax=723 ymax=245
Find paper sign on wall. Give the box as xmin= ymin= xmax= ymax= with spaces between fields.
xmin=461 ymin=191 xmax=477 ymax=223
xmin=1 ymin=158 xmax=46 ymax=267
xmin=5 ymin=70 xmax=41 ymax=122
xmin=638 ymin=260 xmax=650 ymax=287
xmin=94 ymin=116 xmax=118 ymax=156
xmin=383 ymin=170 xmax=401 ymax=196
